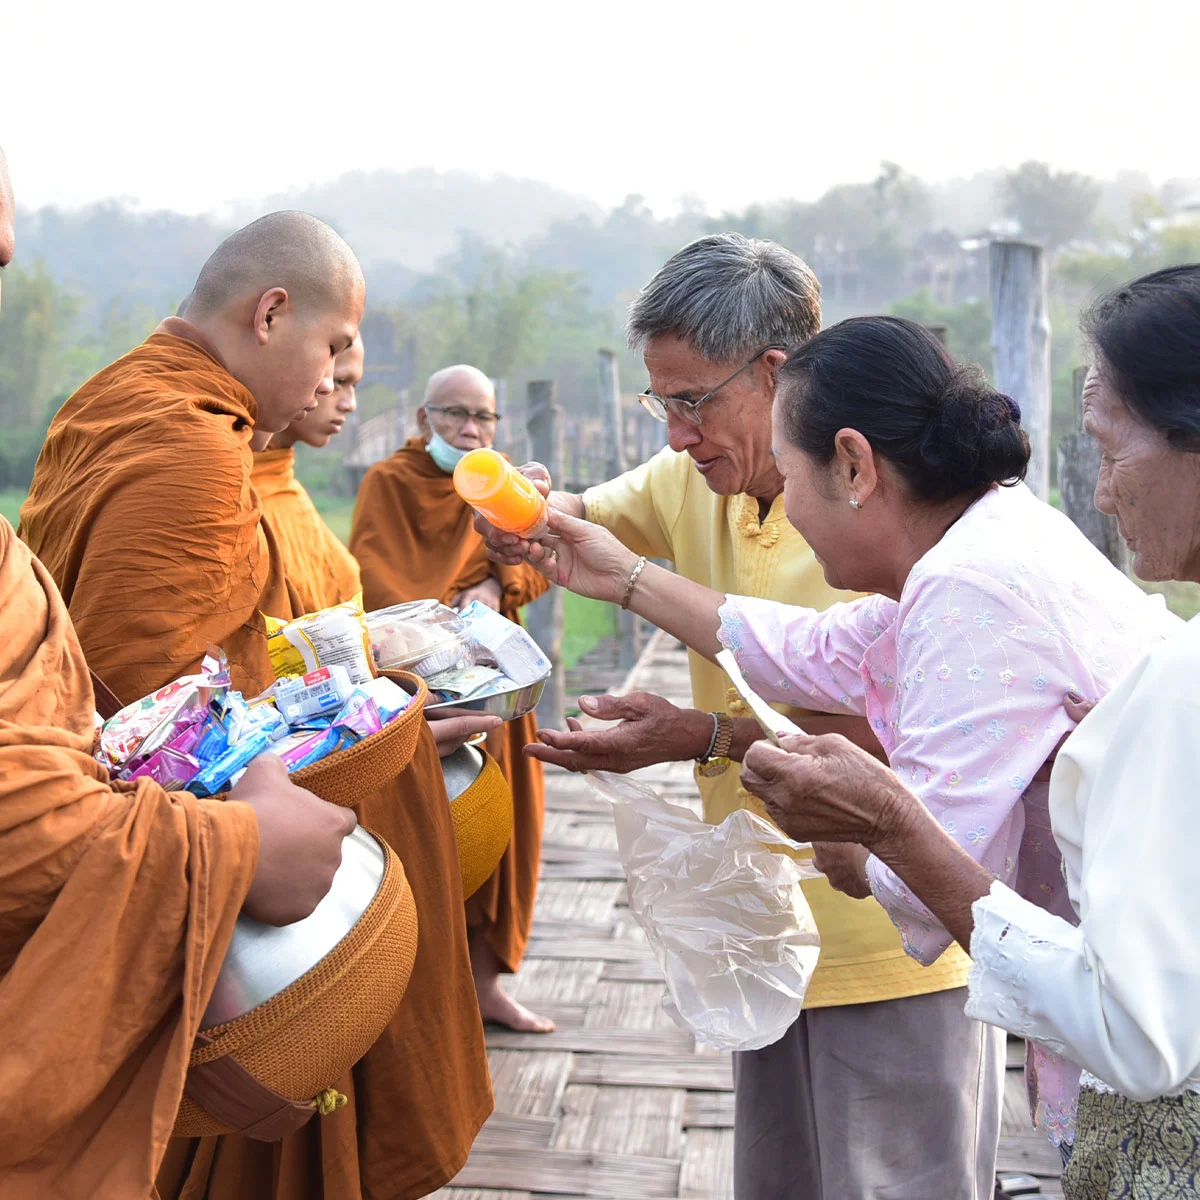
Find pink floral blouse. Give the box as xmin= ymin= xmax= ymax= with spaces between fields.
xmin=718 ymin=483 xmax=1180 ymax=1142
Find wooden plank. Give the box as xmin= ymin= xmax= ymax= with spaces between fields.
xmin=539 ymin=844 xmax=621 ymax=865
xmin=554 ymin=1084 xmax=687 ymax=1159
xmin=506 ymin=959 xmax=605 ymax=1006
xmin=996 ymin=1133 xmax=1063 ymax=1178
xmin=534 ymin=881 xmax=621 ymax=923
xmin=585 ymin=982 xmax=677 ymax=1032
xmin=541 ymin=861 xmax=626 ymax=882
xmin=525 ymin=938 xmax=656 ymax=965
xmin=683 ymin=1091 xmax=735 ymax=1128
xmin=431 ymin=1189 xmax=532 ymax=1200
xmin=570 ymin=1054 xmax=732 ymax=1092
xmin=600 ymin=961 xmax=664 ymax=983
xmin=678 ymin=1127 xmax=735 ymax=1199
xmin=1007 ymin=1039 xmax=1026 ymax=1070
xmin=474 ymin=1112 xmax=559 ymax=1150
xmin=487 ymin=1050 xmax=575 ymax=1118
xmin=1001 ymin=1066 xmax=1033 ymax=1136
xmin=451 ymin=1146 xmax=680 ymax=1197
xmin=532 ymin=918 xmax=618 ymax=941
xmin=486 ymin=1025 xmax=693 ymax=1057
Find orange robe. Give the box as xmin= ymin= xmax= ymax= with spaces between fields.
xmin=0 ymin=518 xmax=257 ymax=1199
xmin=21 ymin=323 xmax=491 ymax=1200
xmin=250 ymin=447 xmax=360 ymax=616
xmin=351 ymin=437 xmax=548 ymax=972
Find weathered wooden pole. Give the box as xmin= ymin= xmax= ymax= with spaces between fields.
xmin=926 ymin=323 xmax=949 ymax=347
xmin=525 ymin=380 xmax=565 ymax=729
xmin=598 ymin=349 xmax=641 ymax=669
xmin=1058 ymin=366 xmax=1127 ymax=570
xmin=990 ymin=241 xmax=1052 ymax=500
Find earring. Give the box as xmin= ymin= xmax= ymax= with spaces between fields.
xmin=849 ymin=498 xmax=861 ymax=510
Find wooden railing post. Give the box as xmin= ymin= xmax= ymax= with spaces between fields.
xmin=598 ymin=349 xmax=641 ymax=670
xmin=990 ymin=241 xmax=1052 ymax=500
xmin=525 ymin=380 xmax=566 ymax=729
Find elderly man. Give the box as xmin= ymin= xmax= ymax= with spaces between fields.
xmin=350 ymin=365 xmax=553 ymax=1033
xmin=486 ymin=234 xmax=1003 ymax=1199
xmin=0 ymin=156 xmax=360 ymax=1198
xmin=21 ymin=215 xmax=493 ymax=1200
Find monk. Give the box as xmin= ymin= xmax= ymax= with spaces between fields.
xmin=20 ymin=213 xmax=493 ymax=1199
xmin=251 ymin=335 xmax=364 ymax=615
xmin=351 ymin=365 xmax=554 ymax=1032
xmin=0 ymin=157 xmax=357 ymax=1198
xmin=251 ymin=339 xmax=501 ymax=755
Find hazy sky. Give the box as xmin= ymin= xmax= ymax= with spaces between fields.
xmin=3 ymin=0 xmax=1194 ymax=216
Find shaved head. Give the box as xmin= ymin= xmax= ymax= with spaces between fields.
xmin=0 ymin=148 xmax=14 ymax=313
xmin=423 ymin=364 xmax=494 ymax=408
xmin=183 ymin=210 xmax=362 ymax=321
xmin=175 ymin=211 xmax=366 ymax=439
xmin=418 ymin=363 xmax=499 ymax=451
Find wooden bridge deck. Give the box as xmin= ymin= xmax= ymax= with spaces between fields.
xmin=433 ymin=634 xmax=1063 ymax=1199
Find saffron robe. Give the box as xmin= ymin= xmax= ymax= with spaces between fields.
xmin=0 ymin=518 xmax=257 ymax=1199
xmin=351 ymin=437 xmax=548 ymax=972
xmin=20 ymin=323 xmax=491 ymax=1200
xmin=250 ymin=447 xmax=360 ymax=617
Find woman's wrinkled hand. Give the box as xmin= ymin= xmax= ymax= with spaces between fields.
xmin=525 ymin=693 xmax=712 ymax=773
xmin=740 ymin=732 xmax=914 ymax=851
xmin=522 ymin=507 xmax=638 ymax=603
xmin=474 ymin=463 xmax=552 ymax=566
xmin=811 ymin=842 xmax=873 ymax=900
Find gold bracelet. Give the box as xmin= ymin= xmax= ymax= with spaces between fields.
xmin=620 ymin=556 xmax=647 ymax=609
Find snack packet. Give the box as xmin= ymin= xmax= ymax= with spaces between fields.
xmin=458 ymin=601 xmax=551 ymax=686
xmin=97 ymin=651 xmax=231 ymax=770
xmin=265 ymin=597 xmax=374 ymax=685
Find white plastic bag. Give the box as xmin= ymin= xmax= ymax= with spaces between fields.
xmin=586 ymin=770 xmax=823 ymax=1052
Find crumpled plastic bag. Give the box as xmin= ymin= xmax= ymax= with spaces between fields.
xmin=585 ymin=770 xmax=822 ymax=1052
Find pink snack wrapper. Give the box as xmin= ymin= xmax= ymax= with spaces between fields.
xmin=126 ymin=746 xmax=203 ymax=790
xmin=98 ymin=650 xmax=231 ymax=769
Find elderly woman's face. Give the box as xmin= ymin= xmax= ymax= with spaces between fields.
xmin=1085 ymin=363 xmax=1200 ymax=582
xmin=771 ymin=401 xmax=865 ymax=591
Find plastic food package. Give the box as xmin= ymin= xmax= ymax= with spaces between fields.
xmin=275 ymin=664 xmax=354 ymax=722
xmin=266 ymin=598 xmax=375 ymax=685
xmin=98 ymin=651 xmax=231 ymax=770
xmin=585 ymin=770 xmax=822 ymax=1052
xmin=365 ymin=600 xmax=471 ymax=677
xmin=458 ymin=600 xmax=552 ymax=687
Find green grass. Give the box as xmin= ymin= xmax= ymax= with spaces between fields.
xmin=561 ymin=592 xmax=616 ymax=670
xmin=0 ymin=489 xmax=26 ymax=528
xmin=310 ymin=495 xmax=356 ymax=546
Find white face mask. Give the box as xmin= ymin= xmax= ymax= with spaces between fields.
xmin=426 ymin=430 xmax=469 ymax=473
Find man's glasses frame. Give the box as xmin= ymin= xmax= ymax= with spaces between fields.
xmin=426 ymin=405 xmax=503 ymax=428
xmin=637 ymin=345 xmax=784 ymax=427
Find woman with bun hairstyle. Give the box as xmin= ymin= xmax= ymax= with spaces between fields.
xmin=508 ymin=315 xmax=1180 ymax=1164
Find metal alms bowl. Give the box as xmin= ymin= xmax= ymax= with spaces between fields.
xmin=441 ymin=742 xmax=485 ymax=801
xmin=424 ymin=671 xmax=549 ymax=723
xmin=201 ymin=825 xmax=388 ymax=1028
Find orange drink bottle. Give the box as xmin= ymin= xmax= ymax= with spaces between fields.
xmin=453 ymin=449 xmax=549 ymax=538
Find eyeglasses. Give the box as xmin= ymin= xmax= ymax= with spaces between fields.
xmin=426 ymin=405 xmax=503 ymax=428
xmin=637 ymin=345 xmax=783 ymax=427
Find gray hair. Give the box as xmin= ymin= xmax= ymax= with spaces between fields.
xmin=626 ymin=232 xmax=821 ymax=364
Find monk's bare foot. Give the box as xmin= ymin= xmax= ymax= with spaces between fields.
xmin=476 ymin=979 xmax=557 ymax=1033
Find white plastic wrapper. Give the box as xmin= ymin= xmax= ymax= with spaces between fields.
xmin=586 ymin=770 xmax=823 ymax=1052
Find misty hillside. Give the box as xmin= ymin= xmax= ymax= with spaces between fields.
xmin=15 ymin=168 xmax=605 ymax=316
xmin=254 ymin=167 xmax=604 ymax=273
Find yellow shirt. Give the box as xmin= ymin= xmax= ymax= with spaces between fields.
xmin=584 ymin=447 xmax=971 ymax=1008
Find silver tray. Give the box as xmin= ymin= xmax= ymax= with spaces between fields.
xmin=424 ymin=672 xmax=549 ymax=722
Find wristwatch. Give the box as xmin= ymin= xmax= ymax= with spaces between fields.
xmin=696 ymin=712 xmax=735 ymax=777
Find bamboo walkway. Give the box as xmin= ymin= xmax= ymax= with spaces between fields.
xmin=433 ymin=634 xmax=1064 ymax=1199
